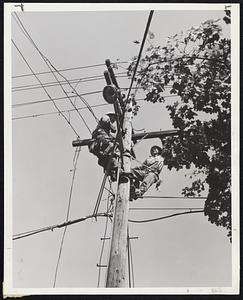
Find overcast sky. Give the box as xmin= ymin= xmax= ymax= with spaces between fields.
xmin=4 ymin=3 xmax=239 ymax=295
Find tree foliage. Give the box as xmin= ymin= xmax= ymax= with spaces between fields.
xmin=128 ymin=13 xmax=231 ymax=239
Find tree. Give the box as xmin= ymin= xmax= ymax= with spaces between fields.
xmin=127 ymin=12 xmax=231 ymax=240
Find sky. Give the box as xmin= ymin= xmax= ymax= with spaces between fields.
xmin=4 ymin=3 xmax=239 ymax=295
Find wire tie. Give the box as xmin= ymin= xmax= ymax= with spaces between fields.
xmin=128 ymin=236 xmax=139 ymax=240
xmin=96 ymin=264 xmax=107 ymax=268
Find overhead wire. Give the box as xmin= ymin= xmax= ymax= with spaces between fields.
xmin=12 ymin=73 xmax=127 ymax=91
xmin=129 ymin=207 xmax=204 ymax=211
xmin=126 ymin=10 xmax=154 ymax=102
xmin=129 ymin=231 xmax=135 ymax=287
xmin=13 ymin=209 xmax=206 ymax=241
xmin=11 ymin=39 xmax=80 ymax=137
xmin=127 ymin=227 xmax=132 ymax=288
xmin=12 ymin=62 xmax=128 ymax=79
xmin=12 ymin=93 xmax=175 ymax=109
xmin=13 ymin=12 xmax=98 ymax=130
xmin=139 ymin=196 xmax=207 ymax=199
xmin=13 ymin=213 xmax=111 ymax=241
xmin=12 ymin=90 xmax=103 ymax=108
xmin=97 ymin=182 xmax=113 ymax=288
xmin=53 ymin=146 xmax=81 ymax=287
xmin=129 ymin=209 xmax=204 ymax=223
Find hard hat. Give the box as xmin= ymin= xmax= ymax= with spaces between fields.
xmin=150 ymin=145 xmax=162 ymax=155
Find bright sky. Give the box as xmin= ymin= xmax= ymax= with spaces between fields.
xmin=5 ymin=3 xmax=238 ymax=295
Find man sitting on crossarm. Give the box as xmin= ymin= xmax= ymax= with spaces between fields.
xmin=130 ymin=145 xmax=164 ymax=200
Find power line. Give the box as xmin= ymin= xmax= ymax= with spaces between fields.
xmin=13 ymin=213 xmax=111 ymax=241
xmin=12 ymin=91 xmax=103 ymax=108
xmin=129 ymin=207 xmax=204 ymax=211
xmin=127 ymin=227 xmax=132 ymax=288
xmin=140 ymin=196 xmax=207 ymax=199
xmin=53 ymin=147 xmax=81 ymax=287
xmin=13 ymin=12 xmax=98 ymax=129
xmin=129 ymin=233 xmax=135 ymax=287
xmin=13 ymin=209 xmax=205 ymax=241
xmin=12 ymin=62 xmax=128 ymax=79
xmin=12 ymin=93 xmax=176 ymax=109
xmin=12 ymin=39 xmax=80 ymax=137
xmin=12 ymin=103 xmax=112 ymax=121
xmin=129 ymin=209 xmax=204 ymax=223
xmin=126 ymin=10 xmax=154 ymax=102
xmin=43 ymin=59 xmax=93 ymax=134
xmin=97 ymin=185 xmax=112 ymax=287
xmin=12 ymin=73 xmax=127 ymax=91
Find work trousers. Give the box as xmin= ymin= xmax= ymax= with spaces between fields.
xmin=132 ymin=168 xmax=158 ymax=195
xmin=93 ymin=138 xmax=119 ymax=171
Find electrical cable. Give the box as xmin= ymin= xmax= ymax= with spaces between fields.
xmin=129 ymin=207 xmax=204 ymax=211
xmin=139 ymin=196 xmax=207 ymax=199
xmin=97 ymin=182 xmax=113 ymax=288
xmin=53 ymin=147 xmax=81 ymax=287
xmin=12 ymin=62 xmax=128 ymax=79
xmin=12 ymin=39 xmax=80 ymax=137
xmin=127 ymin=227 xmax=131 ymax=288
xmin=13 ymin=12 xmax=98 ymax=127
xmin=42 ymin=58 xmax=93 ymax=134
xmin=12 ymin=91 xmax=103 ymax=108
xmin=13 ymin=213 xmax=111 ymax=241
xmin=126 ymin=10 xmax=154 ymax=102
xmin=129 ymin=231 xmax=135 ymax=287
xmin=45 ymin=59 xmax=99 ymax=123
xmin=13 ymin=209 xmax=205 ymax=241
xmin=12 ymin=96 xmax=177 ymax=122
xmin=12 ymin=93 xmax=175 ymax=109
xmin=12 ymin=73 xmax=127 ymax=91
xmin=129 ymin=209 xmax=204 ymax=223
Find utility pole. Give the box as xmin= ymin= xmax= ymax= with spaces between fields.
xmin=105 ymin=99 xmax=132 ymax=287
xmin=71 ymin=60 xmax=179 ymax=287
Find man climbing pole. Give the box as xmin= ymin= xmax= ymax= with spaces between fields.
xmin=88 ymin=112 xmax=120 ymax=181
xmin=130 ymin=145 xmax=164 ymax=200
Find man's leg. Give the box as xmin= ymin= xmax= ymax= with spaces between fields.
xmin=138 ymin=173 xmax=157 ymax=197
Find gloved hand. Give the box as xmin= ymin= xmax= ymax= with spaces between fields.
xmin=155 ymin=179 xmax=162 ymax=191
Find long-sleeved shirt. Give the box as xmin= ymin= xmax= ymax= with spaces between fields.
xmin=92 ymin=115 xmax=116 ymax=140
xmin=140 ymin=155 xmax=164 ymax=176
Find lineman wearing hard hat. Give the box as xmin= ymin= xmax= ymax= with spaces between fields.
xmin=130 ymin=145 xmax=164 ymax=200
xmin=88 ymin=112 xmax=119 ymax=181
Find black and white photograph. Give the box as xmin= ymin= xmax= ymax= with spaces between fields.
xmin=4 ymin=3 xmax=240 ymax=295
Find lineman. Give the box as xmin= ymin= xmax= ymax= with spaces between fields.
xmin=88 ymin=112 xmax=119 ymax=181
xmin=130 ymin=145 xmax=164 ymax=200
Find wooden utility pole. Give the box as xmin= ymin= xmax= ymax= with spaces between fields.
xmin=71 ymin=59 xmax=179 ymax=287
xmin=105 ymin=100 xmax=133 ymax=287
